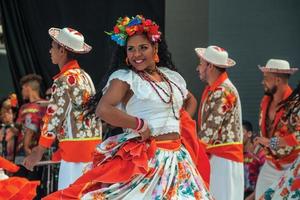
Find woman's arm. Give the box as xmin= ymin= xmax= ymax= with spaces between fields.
xmin=96 ymin=79 xmax=136 ymax=129
xmin=183 ymin=91 xmax=198 ymax=117
xmin=97 ymin=79 xmax=150 ymax=141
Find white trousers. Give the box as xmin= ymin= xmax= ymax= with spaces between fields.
xmin=210 ymin=155 xmax=244 ymax=200
xmin=58 ymin=160 xmax=90 ymax=190
xmin=255 ymin=161 xmax=290 ymax=200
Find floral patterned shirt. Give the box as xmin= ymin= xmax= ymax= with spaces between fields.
xmin=259 ymin=87 xmax=300 ymax=160
xmin=198 ymin=72 xmax=243 ymax=145
xmin=39 ymin=60 xmax=101 ymax=148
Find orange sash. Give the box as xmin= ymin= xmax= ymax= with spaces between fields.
xmin=51 ymin=139 xmax=101 ymax=162
xmin=206 ymin=143 xmax=243 ymax=163
xmin=265 ymin=148 xmax=300 ymax=170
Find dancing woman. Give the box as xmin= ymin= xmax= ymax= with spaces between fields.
xmin=45 ymin=15 xmax=212 ymax=200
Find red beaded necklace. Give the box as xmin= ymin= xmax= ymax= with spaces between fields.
xmin=137 ymin=68 xmax=185 ymax=120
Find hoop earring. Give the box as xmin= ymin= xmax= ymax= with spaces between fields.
xmin=125 ymin=57 xmax=130 ymax=66
xmin=154 ymin=53 xmax=159 ymax=63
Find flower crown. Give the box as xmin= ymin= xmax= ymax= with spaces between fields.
xmin=106 ymin=15 xmax=161 ymax=46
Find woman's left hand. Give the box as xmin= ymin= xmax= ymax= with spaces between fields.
xmin=139 ymin=127 xmax=151 ymax=142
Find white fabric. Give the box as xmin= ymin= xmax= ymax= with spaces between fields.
xmin=255 ymin=161 xmax=290 ymax=200
xmin=103 ymin=68 xmax=188 ymax=136
xmin=0 ymin=169 xmax=8 ymax=180
xmin=58 ymin=160 xmax=90 ymax=190
xmin=210 ymin=155 xmax=244 ymax=200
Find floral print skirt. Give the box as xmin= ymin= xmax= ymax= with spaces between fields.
xmin=44 ymin=132 xmax=213 ymax=200
xmin=260 ymin=156 xmax=300 ymax=200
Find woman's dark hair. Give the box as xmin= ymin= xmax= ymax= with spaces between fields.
xmin=86 ymin=33 xmax=176 ymax=115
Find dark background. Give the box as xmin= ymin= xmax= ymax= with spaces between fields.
xmin=0 ymin=0 xmax=165 ymax=95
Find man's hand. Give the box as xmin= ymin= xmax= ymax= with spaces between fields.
xmin=253 ymin=136 xmax=270 ymax=147
xmin=23 ymin=145 xmax=46 ymax=171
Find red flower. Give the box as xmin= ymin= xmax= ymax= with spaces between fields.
xmin=222 ymin=91 xmax=236 ymax=112
xmin=52 ymin=84 xmax=57 ymax=93
xmin=46 ymin=105 xmax=57 ymax=115
xmin=85 ymin=118 xmax=91 ymax=127
xmin=143 ymin=19 xmax=152 ymax=26
xmin=280 ymin=187 xmax=289 ymax=196
xmin=148 ymin=25 xmax=159 ymax=35
xmin=113 ymin=25 xmax=120 ymax=34
xmin=67 ymin=75 xmax=76 ymax=86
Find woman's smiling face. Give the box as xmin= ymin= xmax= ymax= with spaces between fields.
xmin=126 ymin=34 xmax=157 ymax=71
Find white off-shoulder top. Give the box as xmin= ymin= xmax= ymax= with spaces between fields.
xmin=103 ymin=67 xmax=188 ymax=136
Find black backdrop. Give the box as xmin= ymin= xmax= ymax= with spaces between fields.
xmin=0 ymin=0 xmax=165 ymax=97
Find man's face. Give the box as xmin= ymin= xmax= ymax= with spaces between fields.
xmin=196 ymin=58 xmax=210 ymax=82
xmin=262 ymin=72 xmax=278 ymax=96
xmin=49 ymin=41 xmax=62 ymax=64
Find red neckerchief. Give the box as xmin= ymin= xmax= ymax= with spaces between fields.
xmin=52 ymin=60 xmax=80 ymax=80
xmin=260 ymin=86 xmax=293 ymax=137
xmin=197 ymin=72 xmax=228 ymax=128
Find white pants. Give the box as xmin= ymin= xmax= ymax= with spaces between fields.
xmin=210 ymin=155 xmax=244 ymax=200
xmin=255 ymin=161 xmax=290 ymax=200
xmin=58 ymin=160 xmax=90 ymax=190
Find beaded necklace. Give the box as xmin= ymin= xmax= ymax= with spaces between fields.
xmin=137 ymin=68 xmax=185 ymax=120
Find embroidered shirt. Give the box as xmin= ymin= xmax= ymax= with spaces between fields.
xmin=259 ymin=86 xmax=300 ymax=160
xmin=198 ymin=72 xmax=243 ymax=145
xmin=39 ymin=60 xmax=101 ymax=148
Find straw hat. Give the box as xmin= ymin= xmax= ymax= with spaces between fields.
xmin=49 ymin=27 xmax=91 ymax=54
xmin=195 ymin=45 xmax=235 ymax=68
xmin=258 ymin=59 xmax=298 ymax=74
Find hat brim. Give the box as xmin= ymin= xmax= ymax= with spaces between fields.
xmin=258 ymin=65 xmax=298 ymax=75
xmin=49 ymin=28 xmax=92 ymax=54
xmin=195 ymin=48 xmax=236 ymax=68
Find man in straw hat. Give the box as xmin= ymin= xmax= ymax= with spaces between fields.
xmin=254 ymin=59 xmax=299 ymax=199
xmin=23 ymin=27 xmax=101 ymax=190
xmin=195 ymin=45 xmax=244 ymax=200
